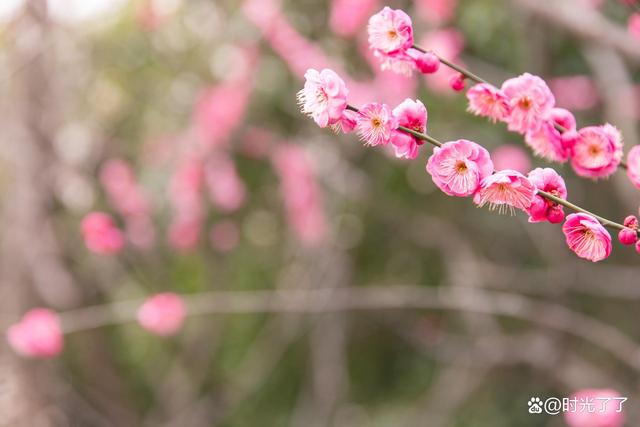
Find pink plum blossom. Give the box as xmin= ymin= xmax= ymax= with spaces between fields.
xmin=332 ymin=109 xmax=359 ymax=134
xmin=625 ymin=145 xmax=640 ymax=189
xmin=491 ymin=145 xmax=531 ymax=174
xmin=7 ymin=308 xmax=63 ymax=358
xmin=426 ymin=139 xmax=493 ymax=197
xmin=298 ymin=68 xmax=349 ymax=128
xmin=137 ymin=293 xmax=186 ymax=336
xmin=526 ymin=167 xmax=567 ymax=224
xmin=356 ymin=102 xmax=398 ymax=147
xmin=501 ymin=73 xmax=555 ymax=134
xmin=367 ymin=7 xmax=413 ymax=55
xmin=390 ymin=98 xmax=427 ymax=160
xmin=570 ymin=124 xmax=623 ymax=179
xmin=474 ymin=170 xmax=535 ymax=214
xmin=564 ymin=388 xmax=625 ymax=427
xmin=524 ymin=108 xmax=576 ymax=163
xmin=330 ymin=0 xmax=378 ymax=37
xmin=562 ymin=213 xmax=612 ymax=262
xmin=273 ymin=145 xmax=328 ymax=247
xmin=466 ymin=83 xmax=511 ymax=123
xmin=81 ymin=212 xmax=125 ymax=255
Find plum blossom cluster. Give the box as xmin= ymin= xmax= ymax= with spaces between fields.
xmin=366 ymin=7 xmax=635 ymax=185
xmin=297 ymin=67 xmax=640 ymax=263
xmin=6 ymin=293 xmax=187 ymax=359
xmin=367 ymin=7 xmax=441 ymax=76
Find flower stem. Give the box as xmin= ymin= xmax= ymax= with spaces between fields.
xmin=348 ymin=103 xmax=629 ymax=233
xmin=410 ymin=44 xmax=629 ymax=170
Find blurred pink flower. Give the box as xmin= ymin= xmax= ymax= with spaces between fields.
xmin=466 ymin=83 xmax=511 ymax=123
xmin=204 ymin=155 xmax=246 ymax=213
xmin=524 ymin=108 xmax=576 ymax=163
xmin=193 ymin=48 xmax=255 ymax=150
xmin=210 ymin=220 xmax=240 ymax=252
xmin=168 ymin=216 xmax=201 ymax=251
xmin=526 ymin=167 xmax=567 ymax=224
xmin=625 ymin=145 xmax=640 ymax=189
xmin=502 ymin=73 xmax=555 ymax=134
xmin=243 ymin=0 xmax=333 ymax=77
xmin=415 ymin=0 xmax=457 ymax=25
xmin=7 ymin=308 xmax=63 ymax=359
xmin=100 ymin=159 xmax=152 ymax=217
xmin=390 ymin=98 xmax=426 ymax=159
xmin=273 ymin=145 xmax=328 ymax=247
xmin=474 ymin=170 xmax=535 ymax=213
xmin=330 ymin=0 xmax=378 ymax=37
xmin=570 ymin=124 xmax=623 ymax=179
xmin=426 ymin=139 xmax=493 ymax=197
xmin=549 ymin=76 xmax=599 ymax=111
xmin=628 ymin=13 xmax=640 ymax=39
xmin=563 ymin=214 xmax=612 ymax=262
xmin=298 ymin=68 xmax=349 ymax=128
xmin=137 ymin=293 xmax=186 ymax=336
xmin=491 ymin=145 xmax=531 ymax=174
xmin=169 ymin=158 xmax=204 ymax=219
xmin=367 ymin=7 xmax=413 ymax=55
xmin=564 ymin=389 xmax=625 ymax=427
xmin=356 ymin=102 xmax=398 ymax=146
xmin=421 ymin=29 xmax=464 ymax=60
xmin=100 ymin=159 xmax=156 ymax=248
xmin=81 ymin=212 xmax=125 ymax=255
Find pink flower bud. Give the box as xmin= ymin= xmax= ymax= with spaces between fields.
xmin=7 ymin=308 xmax=63 ymax=358
xmin=81 ymin=212 xmax=125 ymax=255
xmin=414 ymin=51 xmax=440 ymax=74
xmin=618 ymin=228 xmax=638 ymax=245
xmin=624 ymin=215 xmax=639 ymax=229
xmin=635 ymin=239 xmax=640 ymax=254
xmin=449 ymin=73 xmax=466 ymax=91
xmin=137 ymin=293 xmax=186 ymax=336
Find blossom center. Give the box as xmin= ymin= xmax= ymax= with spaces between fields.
xmin=455 ymin=160 xmax=468 ymax=173
xmin=387 ymin=29 xmax=398 ymax=40
xmin=588 ymin=144 xmax=602 ymax=157
xmin=518 ymin=97 xmax=532 ymax=110
xmin=371 ymin=117 xmax=382 ymax=128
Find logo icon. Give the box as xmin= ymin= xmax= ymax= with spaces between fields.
xmin=528 ymin=397 xmax=543 ymax=414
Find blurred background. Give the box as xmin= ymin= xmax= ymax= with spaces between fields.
xmin=1 ymin=0 xmax=640 ymax=425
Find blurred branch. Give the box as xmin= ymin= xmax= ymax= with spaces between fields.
xmin=513 ymin=0 xmax=640 ymax=65
xmin=58 ymin=284 xmax=640 ymax=372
